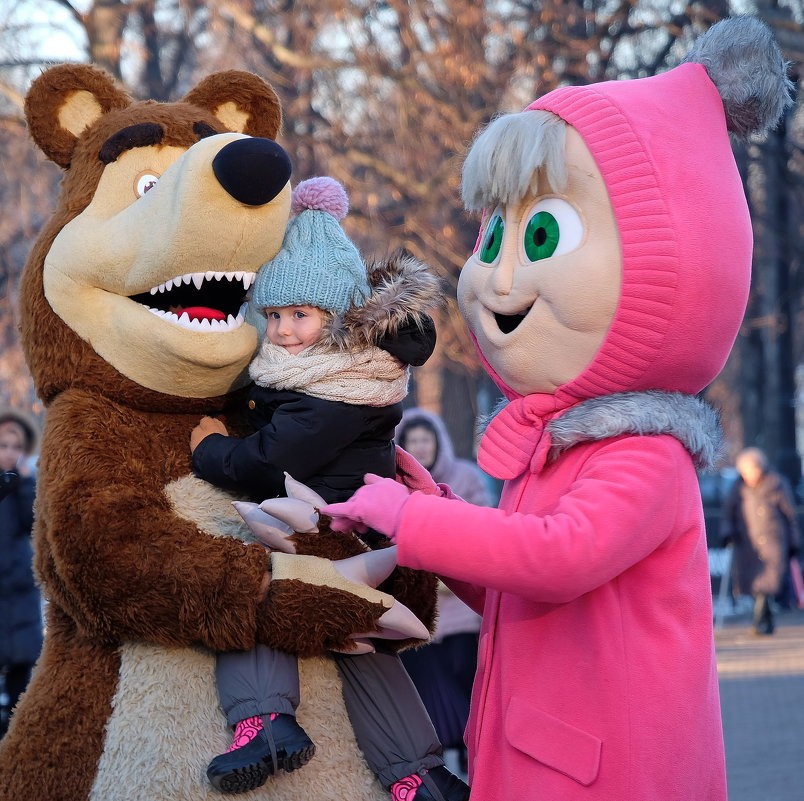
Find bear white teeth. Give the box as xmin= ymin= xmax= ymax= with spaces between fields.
xmin=147 ymin=270 xmax=255 ymax=295
xmin=146 ymin=308 xmax=246 ymax=331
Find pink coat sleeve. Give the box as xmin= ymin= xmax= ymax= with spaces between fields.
xmin=395 ymin=436 xmax=691 ymax=604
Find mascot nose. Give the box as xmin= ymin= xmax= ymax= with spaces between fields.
xmin=212 ymin=138 xmax=292 ymax=206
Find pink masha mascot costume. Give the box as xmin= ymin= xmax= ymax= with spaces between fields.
xmin=324 ymin=16 xmax=793 ymax=801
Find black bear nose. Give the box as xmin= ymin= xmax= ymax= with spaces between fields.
xmin=212 ymin=138 xmax=292 ymax=206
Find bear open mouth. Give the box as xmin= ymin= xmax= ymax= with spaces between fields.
xmin=494 ymin=310 xmax=529 ymax=334
xmin=129 ymin=271 xmax=256 ymax=331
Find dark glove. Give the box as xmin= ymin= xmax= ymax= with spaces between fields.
xmin=378 ymin=315 xmax=436 ymax=367
xmin=0 ymin=470 xmax=19 ymax=502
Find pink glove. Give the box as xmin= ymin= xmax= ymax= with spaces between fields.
xmin=321 ymin=474 xmax=411 ymax=539
xmin=395 ymin=445 xmax=462 ymax=500
xmin=394 ymin=446 xmax=440 ymax=494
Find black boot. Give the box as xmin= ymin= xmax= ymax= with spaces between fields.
xmin=207 ymin=713 xmax=315 ymax=794
xmin=406 ymin=766 xmax=471 ymax=801
xmin=752 ymin=593 xmax=775 ymax=635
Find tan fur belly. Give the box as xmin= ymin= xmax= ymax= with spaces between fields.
xmin=90 ymin=646 xmax=385 ymax=801
xmin=88 ymin=475 xmax=385 ymax=801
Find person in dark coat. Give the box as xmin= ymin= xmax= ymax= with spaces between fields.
xmin=190 ymin=178 xmax=468 ymax=801
xmin=0 ymin=408 xmax=43 ymax=738
xmin=721 ymin=447 xmax=801 ymax=635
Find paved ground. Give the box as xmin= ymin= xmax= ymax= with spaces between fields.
xmin=716 ymin=606 xmax=804 ymax=801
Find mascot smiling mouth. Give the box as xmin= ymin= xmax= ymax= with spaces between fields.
xmin=494 ymin=309 xmax=529 ymax=333
xmin=129 ymin=270 xmax=256 ymax=330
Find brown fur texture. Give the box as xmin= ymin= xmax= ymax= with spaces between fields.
xmin=286 ymin=522 xmax=439 ymax=650
xmin=2 ymin=64 xmax=437 ymax=801
xmin=259 ymin=580 xmax=388 ymax=658
xmin=289 ymin=524 xmax=370 ymax=561
xmin=3 ymin=606 xmax=120 ymax=801
xmin=184 ymin=71 xmax=282 ymax=139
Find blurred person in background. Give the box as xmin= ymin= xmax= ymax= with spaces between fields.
xmin=721 ymin=447 xmax=801 ymax=635
xmin=396 ymin=408 xmax=491 ymax=774
xmin=0 ymin=409 xmax=43 ymax=737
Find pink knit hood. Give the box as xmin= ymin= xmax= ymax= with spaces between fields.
xmin=469 ymin=18 xmax=793 ymax=479
xmin=529 ymin=63 xmax=750 ymax=403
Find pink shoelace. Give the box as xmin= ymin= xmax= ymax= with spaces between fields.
xmin=390 ymin=773 xmax=423 ymax=800
xmin=226 ymin=713 xmax=278 ymax=752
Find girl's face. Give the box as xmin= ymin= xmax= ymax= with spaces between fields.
xmin=264 ymin=305 xmax=325 ymax=355
xmin=0 ymin=427 xmax=24 ymax=472
xmin=403 ymin=426 xmax=438 ymax=470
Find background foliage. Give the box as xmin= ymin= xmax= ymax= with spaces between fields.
xmin=0 ymin=0 xmax=801 ymax=481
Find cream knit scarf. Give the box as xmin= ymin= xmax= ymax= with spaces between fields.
xmin=249 ymin=341 xmax=409 ymax=407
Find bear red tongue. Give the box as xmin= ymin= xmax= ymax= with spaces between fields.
xmin=178 ymin=306 xmax=227 ymax=322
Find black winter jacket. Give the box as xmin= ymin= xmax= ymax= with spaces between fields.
xmin=192 ymin=385 xmax=402 ymax=503
xmin=0 ymin=475 xmax=43 ymax=666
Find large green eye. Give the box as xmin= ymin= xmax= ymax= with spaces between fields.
xmin=524 ymin=211 xmax=560 ymax=261
xmin=479 ymin=212 xmax=504 ymax=264
xmin=521 ymin=198 xmax=584 ymax=263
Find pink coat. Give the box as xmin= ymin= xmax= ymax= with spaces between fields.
xmin=395 ymin=424 xmax=726 ymax=800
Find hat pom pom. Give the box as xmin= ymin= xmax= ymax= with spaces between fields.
xmin=682 ymin=15 xmax=793 ymax=139
xmin=291 ymin=176 xmax=349 ymax=220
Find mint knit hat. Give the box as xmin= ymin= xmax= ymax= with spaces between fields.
xmin=251 ymin=177 xmax=369 ymax=315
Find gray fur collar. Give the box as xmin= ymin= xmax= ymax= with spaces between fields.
xmin=547 ymin=390 xmax=722 ymax=469
xmin=322 ymin=251 xmax=443 ymax=351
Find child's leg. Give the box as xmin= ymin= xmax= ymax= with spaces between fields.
xmin=334 ymin=648 xmax=470 ymax=800
xmin=216 ymin=643 xmax=299 ymax=725
xmin=207 ymin=645 xmax=315 ymax=794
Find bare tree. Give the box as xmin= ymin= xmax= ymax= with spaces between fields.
xmin=0 ymin=0 xmax=801 ymax=468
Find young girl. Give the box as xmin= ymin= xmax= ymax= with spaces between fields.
xmin=190 ymin=177 xmax=469 ymax=801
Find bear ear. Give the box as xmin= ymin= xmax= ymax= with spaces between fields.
xmin=183 ymin=71 xmax=282 ymax=139
xmin=24 ymin=63 xmax=132 ymax=168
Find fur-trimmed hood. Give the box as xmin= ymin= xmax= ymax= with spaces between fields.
xmin=483 ymin=390 xmax=722 ymax=471
xmin=547 ymin=391 xmax=722 ymax=470
xmin=323 ymin=251 xmax=443 ymax=351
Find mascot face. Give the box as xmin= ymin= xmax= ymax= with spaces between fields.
xmin=458 ymin=128 xmax=621 ymax=398
xmin=23 ymin=66 xmax=292 ymax=400
xmin=458 ymin=13 xmax=792 ymax=403
xmin=44 ymin=131 xmax=290 ymax=398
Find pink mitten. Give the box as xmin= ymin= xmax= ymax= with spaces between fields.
xmin=436 ymin=482 xmax=464 ymax=502
xmin=394 ymin=446 xmax=440 ymax=495
xmin=321 ymin=474 xmax=412 ymax=540
xmin=395 ymin=445 xmax=462 ymax=500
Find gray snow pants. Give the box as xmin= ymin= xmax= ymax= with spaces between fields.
xmin=216 ymin=644 xmax=444 ymax=788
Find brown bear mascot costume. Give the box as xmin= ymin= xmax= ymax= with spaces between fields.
xmin=0 ymin=65 xmax=437 ymax=801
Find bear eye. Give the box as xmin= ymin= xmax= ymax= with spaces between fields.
xmin=134 ymin=172 xmax=160 ymax=198
xmin=522 ymin=198 xmax=583 ymax=263
xmin=478 ymin=208 xmax=504 ymax=265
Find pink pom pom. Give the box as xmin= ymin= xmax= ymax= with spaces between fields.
xmin=291 ymin=176 xmax=349 ymax=220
